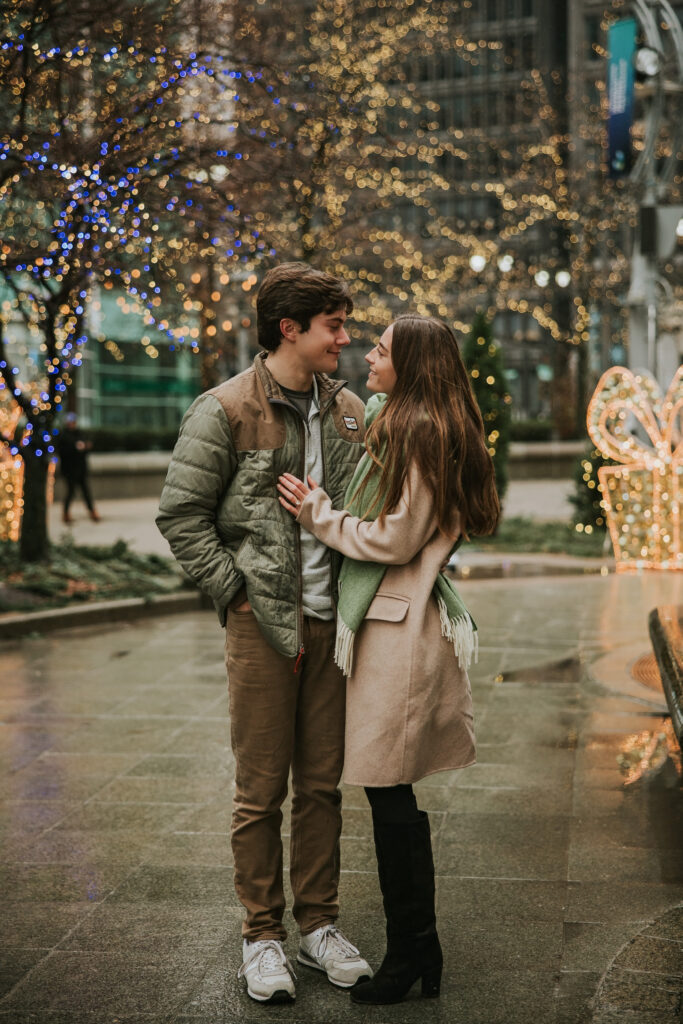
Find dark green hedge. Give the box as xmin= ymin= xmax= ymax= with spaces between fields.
xmin=510 ymin=419 xmax=553 ymax=442
xmin=87 ymin=428 xmax=178 ymax=452
xmin=569 ymin=444 xmax=617 ymax=531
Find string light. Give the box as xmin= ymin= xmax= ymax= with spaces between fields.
xmin=587 ymin=365 xmax=682 ymax=572
xmin=1 ymin=4 xmax=644 ymax=368
xmin=2 ymin=0 xmax=677 ymax=542
xmin=0 ymin=395 xmax=57 ymax=539
xmin=0 ymin=404 xmax=23 ymax=541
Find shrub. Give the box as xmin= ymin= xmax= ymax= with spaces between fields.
xmin=87 ymin=428 xmax=178 ymax=452
xmin=569 ymin=444 xmax=616 ymax=531
xmin=463 ymin=310 xmax=512 ymax=504
xmin=510 ymin=419 xmax=553 ymax=442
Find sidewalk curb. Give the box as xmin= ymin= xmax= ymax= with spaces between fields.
xmin=0 ymin=590 xmax=206 ymax=640
xmin=1 ymin=554 xmax=612 ymax=640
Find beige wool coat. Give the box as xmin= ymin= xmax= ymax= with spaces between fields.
xmin=297 ymin=463 xmax=476 ymax=787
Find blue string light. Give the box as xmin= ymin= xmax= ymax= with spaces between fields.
xmin=1 ymin=39 xmax=275 ymax=463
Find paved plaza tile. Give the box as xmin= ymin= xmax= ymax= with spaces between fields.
xmin=1 ymin=571 xmax=681 ymax=1022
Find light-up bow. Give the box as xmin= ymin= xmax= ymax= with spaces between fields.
xmin=586 ymin=365 xmax=682 ymax=570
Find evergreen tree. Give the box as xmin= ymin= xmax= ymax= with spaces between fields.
xmin=463 ymin=311 xmax=512 ymax=506
xmin=569 ymin=445 xmax=613 ymax=532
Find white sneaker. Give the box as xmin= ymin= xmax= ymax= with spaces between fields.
xmin=238 ymin=939 xmax=296 ymax=1003
xmin=298 ymin=924 xmax=373 ymax=988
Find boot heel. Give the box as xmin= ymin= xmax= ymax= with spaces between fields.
xmin=421 ymin=966 xmax=441 ymax=997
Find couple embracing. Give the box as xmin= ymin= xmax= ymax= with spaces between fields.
xmin=156 ymin=262 xmax=499 ymax=1006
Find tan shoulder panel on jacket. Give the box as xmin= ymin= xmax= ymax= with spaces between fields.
xmin=209 ymin=366 xmax=286 ymax=452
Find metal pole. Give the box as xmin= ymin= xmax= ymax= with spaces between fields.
xmin=237 ymin=327 xmax=250 ymax=373
xmin=627 ymin=1 xmax=661 ymax=372
xmin=647 ymin=300 xmax=658 ymax=377
xmin=625 ymin=1 xmax=683 ymax=376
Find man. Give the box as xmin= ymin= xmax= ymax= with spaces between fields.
xmin=57 ymin=412 xmax=100 ymax=525
xmin=156 ymin=263 xmax=370 ymax=1004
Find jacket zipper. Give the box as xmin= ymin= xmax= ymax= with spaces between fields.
xmin=294 ymin=413 xmax=306 ymax=671
xmin=319 ymin=380 xmax=349 ymax=610
xmin=319 ymin=401 xmax=337 ymax=613
xmin=267 ymin=394 xmax=306 ymax=667
xmin=269 ymin=381 xmax=346 ymax=668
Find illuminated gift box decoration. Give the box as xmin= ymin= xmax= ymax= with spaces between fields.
xmin=586 ymin=365 xmax=682 ymax=571
xmin=0 ymin=406 xmax=24 ymax=543
xmin=0 ymin=405 xmax=56 ymax=542
xmin=0 ymin=456 xmax=24 ymax=543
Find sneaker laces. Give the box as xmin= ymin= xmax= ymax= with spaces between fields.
xmin=317 ymin=925 xmax=361 ymax=961
xmin=238 ymin=940 xmax=297 ymax=980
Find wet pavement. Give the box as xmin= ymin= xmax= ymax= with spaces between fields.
xmin=46 ymin=478 xmax=578 ymax=560
xmin=1 ymin=570 xmax=682 ymax=1023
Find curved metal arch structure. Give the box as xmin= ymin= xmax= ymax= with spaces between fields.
xmin=629 ymin=0 xmax=683 ymax=190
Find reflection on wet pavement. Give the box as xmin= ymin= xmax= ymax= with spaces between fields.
xmin=0 ymin=570 xmax=681 ymax=1022
xmin=617 ymin=720 xmax=681 ymax=787
xmin=497 ymin=655 xmax=582 ymax=684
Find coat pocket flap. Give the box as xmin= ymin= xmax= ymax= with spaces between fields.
xmin=365 ymin=594 xmax=410 ymax=622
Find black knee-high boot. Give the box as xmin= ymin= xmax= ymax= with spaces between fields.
xmin=350 ymin=811 xmax=443 ymax=1005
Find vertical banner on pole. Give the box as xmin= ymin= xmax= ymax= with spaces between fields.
xmin=607 ymin=18 xmax=637 ymax=177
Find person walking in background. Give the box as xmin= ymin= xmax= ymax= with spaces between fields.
xmin=56 ymin=412 xmax=100 ymax=525
xmin=278 ymin=314 xmax=500 ymax=1005
xmin=156 ymin=263 xmax=371 ymax=1004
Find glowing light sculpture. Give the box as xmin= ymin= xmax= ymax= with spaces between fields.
xmin=587 ymin=366 xmax=682 ymax=572
xmin=0 ymin=406 xmax=23 ymax=542
xmin=0 ymin=455 xmax=23 ymax=543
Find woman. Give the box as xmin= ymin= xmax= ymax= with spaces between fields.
xmin=277 ymin=314 xmax=499 ymax=1004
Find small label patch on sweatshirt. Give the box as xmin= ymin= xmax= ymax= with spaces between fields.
xmin=343 ymin=416 xmax=359 ymax=430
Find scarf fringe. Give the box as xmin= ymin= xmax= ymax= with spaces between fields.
xmin=334 ymin=615 xmax=356 ymax=677
xmin=438 ymin=596 xmax=478 ymax=670
xmin=337 ymin=599 xmax=477 ymax=678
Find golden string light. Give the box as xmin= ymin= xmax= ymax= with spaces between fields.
xmin=0 ymin=402 xmax=56 ymax=539
xmin=587 ymin=366 xmax=682 ymax=572
xmin=3 ymin=0 xmax=673 ymax=454
xmin=0 ymin=405 xmax=24 ymax=542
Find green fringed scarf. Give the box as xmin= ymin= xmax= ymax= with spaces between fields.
xmin=334 ymin=393 xmax=478 ymax=676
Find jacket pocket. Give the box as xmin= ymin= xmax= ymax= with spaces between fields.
xmin=365 ymin=593 xmax=410 ymax=622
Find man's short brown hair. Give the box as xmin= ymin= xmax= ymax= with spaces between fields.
xmin=256 ymin=262 xmax=353 ymax=352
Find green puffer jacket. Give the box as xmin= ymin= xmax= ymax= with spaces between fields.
xmin=156 ymin=352 xmax=366 ymax=657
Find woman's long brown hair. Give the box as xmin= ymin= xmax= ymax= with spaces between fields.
xmin=357 ymin=314 xmax=500 ymax=538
